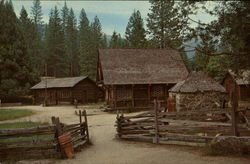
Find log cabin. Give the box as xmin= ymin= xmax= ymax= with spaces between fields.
xmin=97 ymin=49 xmax=189 ymax=111
xmin=222 ymin=70 xmax=250 ymax=101
xmin=31 ymin=76 xmax=103 ymax=105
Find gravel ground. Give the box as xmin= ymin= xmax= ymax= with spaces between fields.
xmin=1 ymin=105 xmax=249 ymax=164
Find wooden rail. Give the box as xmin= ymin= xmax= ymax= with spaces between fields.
xmin=0 ymin=110 xmax=90 ymax=161
xmin=116 ymin=100 xmax=250 ymax=146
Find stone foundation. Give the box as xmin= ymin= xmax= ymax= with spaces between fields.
xmin=170 ymin=91 xmax=226 ymax=112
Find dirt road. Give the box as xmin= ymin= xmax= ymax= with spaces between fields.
xmin=1 ymin=105 xmax=249 ymax=164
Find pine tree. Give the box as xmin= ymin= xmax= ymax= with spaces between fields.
xmin=85 ymin=15 xmax=102 ymax=79
xmin=46 ymin=6 xmax=66 ymax=77
xmin=110 ymin=31 xmax=119 ymax=48
xmin=79 ymin=8 xmax=91 ymax=77
xmin=90 ymin=16 xmax=102 ymax=48
xmin=31 ymin=0 xmax=43 ymax=25
xmin=125 ymin=10 xmax=147 ymax=48
xmin=100 ymin=34 xmax=108 ymax=48
xmin=30 ymin=0 xmax=44 ymax=76
xmin=65 ymin=8 xmax=79 ymax=76
xmin=19 ymin=6 xmax=39 ymax=81
xmin=110 ymin=31 xmax=128 ymax=48
xmin=61 ymin=1 xmax=69 ymax=35
xmin=147 ymin=0 xmax=191 ymax=49
xmin=0 ymin=0 xmax=33 ymax=99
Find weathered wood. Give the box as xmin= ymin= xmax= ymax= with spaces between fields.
xmin=153 ymin=100 xmax=159 ymax=144
xmin=0 ymin=131 xmax=55 ymax=138
xmin=83 ymin=110 xmax=90 ymax=143
xmin=0 ymin=145 xmax=56 ymax=151
xmin=232 ymin=87 xmax=239 ymax=136
xmin=63 ymin=123 xmax=81 ymax=129
xmin=158 ymin=139 xmax=206 ymax=147
xmin=0 ymin=138 xmax=56 ymax=147
xmin=0 ymin=125 xmax=55 ymax=135
xmin=73 ymin=139 xmax=87 ymax=149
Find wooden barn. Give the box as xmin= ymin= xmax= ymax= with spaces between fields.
xmin=31 ymin=76 xmax=103 ymax=105
xmin=97 ymin=49 xmax=189 ymax=111
xmin=169 ymin=71 xmax=227 ymax=112
xmin=222 ymin=70 xmax=250 ymax=101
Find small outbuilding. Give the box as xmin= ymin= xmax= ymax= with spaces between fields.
xmin=31 ymin=76 xmax=103 ymax=105
xmin=169 ymin=71 xmax=227 ymax=112
xmin=222 ymin=70 xmax=250 ymax=101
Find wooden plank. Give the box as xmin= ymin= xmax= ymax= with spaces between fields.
xmin=158 ymin=140 xmax=206 ymax=147
xmin=73 ymin=139 xmax=87 ymax=149
xmin=153 ymin=100 xmax=159 ymax=144
xmin=63 ymin=123 xmax=81 ymax=129
xmin=0 ymin=138 xmax=56 ymax=147
xmin=232 ymin=84 xmax=239 ymax=136
xmin=83 ymin=110 xmax=90 ymax=143
xmin=0 ymin=125 xmax=55 ymax=135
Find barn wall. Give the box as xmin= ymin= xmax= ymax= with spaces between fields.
xmin=170 ymin=92 xmax=226 ymax=112
xmin=240 ymin=85 xmax=250 ymax=100
xmin=106 ymin=84 xmax=175 ymax=110
xmin=33 ymin=89 xmax=59 ymax=105
xmin=33 ymin=79 xmax=103 ymax=105
xmin=72 ymin=79 xmax=101 ymax=103
xmin=223 ymin=74 xmax=240 ymax=100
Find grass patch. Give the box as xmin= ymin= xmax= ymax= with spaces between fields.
xmin=0 ymin=109 xmax=34 ymax=121
xmin=0 ymin=121 xmax=49 ymax=129
xmin=0 ymin=121 xmax=53 ymax=144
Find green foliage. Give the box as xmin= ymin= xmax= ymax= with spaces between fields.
xmin=45 ymin=6 xmax=67 ymax=77
xmin=79 ymin=9 xmax=92 ymax=78
xmin=31 ymin=0 xmax=43 ymax=25
xmin=79 ymin=14 xmax=104 ymax=79
xmin=0 ymin=0 xmax=34 ymax=99
xmin=65 ymin=8 xmax=80 ymax=76
xmin=147 ymin=0 xmax=192 ymax=49
xmin=0 ymin=109 xmax=34 ymax=121
xmin=189 ymin=1 xmax=250 ymax=81
xmin=125 ymin=10 xmax=147 ymax=48
xmin=110 ymin=31 xmax=128 ymax=48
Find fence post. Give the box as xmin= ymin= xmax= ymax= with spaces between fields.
xmin=153 ymin=99 xmax=159 ymax=144
xmin=232 ymin=83 xmax=239 ymax=136
xmin=79 ymin=110 xmax=85 ymax=138
xmin=83 ymin=110 xmax=90 ymax=143
xmin=116 ymin=111 xmax=122 ymax=138
xmin=51 ymin=116 xmax=64 ymax=158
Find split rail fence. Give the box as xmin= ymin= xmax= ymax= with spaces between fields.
xmin=116 ymin=100 xmax=250 ymax=146
xmin=0 ymin=110 xmax=89 ymax=161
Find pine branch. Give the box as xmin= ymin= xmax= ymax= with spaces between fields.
xmin=183 ymin=44 xmax=250 ymax=56
xmin=188 ymin=17 xmax=208 ymax=26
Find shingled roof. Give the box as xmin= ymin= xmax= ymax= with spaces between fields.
xmin=169 ymin=71 xmax=226 ymax=93
xmin=98 ymin=49 xmax=189 ymax=85
xmin=31 ymin=76 xmax=88 ymax=89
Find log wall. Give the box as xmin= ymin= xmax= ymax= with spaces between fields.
xmin=33 ymin=79 xmax=103 ymax=105
xmin=106 ymin=84 xmax=175 ymax=111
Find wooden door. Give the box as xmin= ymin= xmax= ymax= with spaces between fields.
xmin=82 ymin=91 xmax=87 ymax=104
xmin=167 ymin=97 xmax=176 ymax=112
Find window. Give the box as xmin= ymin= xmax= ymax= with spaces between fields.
xmin=116 ymin=88 xmax=132 ymax=100
xmin=58 ymin=91 xmax=70 ymax=98
xmin=152 ymin=85 xmax=164 ymax=97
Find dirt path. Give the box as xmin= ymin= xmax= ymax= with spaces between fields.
xmin=1 ymin=105 xmax=249 ymax=164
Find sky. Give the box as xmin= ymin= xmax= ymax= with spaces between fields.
xmin=12 ymin=0 xmax=217 ymax=37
